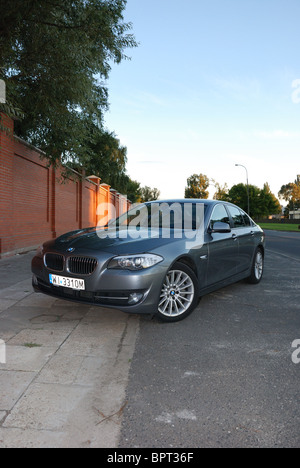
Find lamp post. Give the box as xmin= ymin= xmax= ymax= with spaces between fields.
xmin=235 ymin=164 xmax=250 ymax=215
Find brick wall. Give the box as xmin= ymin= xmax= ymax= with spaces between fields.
xmin=0 ymin=114 xmax=131 ymax=258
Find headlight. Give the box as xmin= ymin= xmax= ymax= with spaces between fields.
xmin=108 ymin=253 xmax=163 ymax=271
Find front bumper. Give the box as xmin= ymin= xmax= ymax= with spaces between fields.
xmin=31 ymin=254 xmax=167 ymax=315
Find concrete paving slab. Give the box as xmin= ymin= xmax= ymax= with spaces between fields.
xmin=35 ymin=353 xmax=89 ymax=385
xmin=3 ymin=382 xmax=90 ymax=431
xmin=0 ymin=370 xmax=36 ymax=410
xmin=0 ymin=252 xmax=35 ymax=289
xmin=0 ymin=250 xmax=140 ymax=447
xmin=0 ymin=345 xmax=56 ymax=372
xmin=0 ymin=300 xmax=17 ymax=314
xmin=29 ymin=316 xmax=80 ymax=330
xmin=58 ymin=335 xmax=107 ymax=357
xmin=18 ymin=292 xmax=59 ymax=308
xmin=38 ymin=306 xmax=88 ymax=322
xmin=8 ymin=328 xmax=74 ymax=348
xmin=0 ymin=306 xmax=69 ymax=341
xmin=0 ymin=427 xmax=64 ymax=448
xmin=0 ymin=279 xmax=32 ymax=302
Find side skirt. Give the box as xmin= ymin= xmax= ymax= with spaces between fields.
xmin=199 ymin=268 xmax=251 ymax=297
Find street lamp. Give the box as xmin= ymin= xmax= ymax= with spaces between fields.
xmin=235 ymin=164 xmax=250 ymax=215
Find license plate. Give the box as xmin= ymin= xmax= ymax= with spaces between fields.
xmin=49 ymin=274 xmax=85 ymax=290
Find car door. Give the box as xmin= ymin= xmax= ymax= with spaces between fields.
xmin=206 ymin=204 xmax=238 ymax=286
xmin=226 ymin=205 xmax=255 ymax=274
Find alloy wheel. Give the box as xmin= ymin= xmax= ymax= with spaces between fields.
xmin=254 ymin=250 xmax=263 ymax=280
xmin=158 ymin=269 xmax=195 ymax=318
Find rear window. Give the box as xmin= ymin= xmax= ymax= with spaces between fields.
xmin=241 ymin=210 xmax=251 ymax=226
xmin=227 ymin=205 xmax=245 ymax=228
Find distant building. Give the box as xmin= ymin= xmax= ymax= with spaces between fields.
xmin=289 ymin=210 xmax=300 ymax=220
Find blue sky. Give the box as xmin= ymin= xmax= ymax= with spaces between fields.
xmin=104 ymin=0 xmax=300 ymax=201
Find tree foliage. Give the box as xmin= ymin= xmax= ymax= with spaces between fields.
xmin=124 ymin=178 xmax=141 ymax=204
xmin=185 ymin=171 xmax=282 ymax=218
xmin=0 ymin=0 xmax=137 ymax=164
xmin=139 ymin=186 xmax=160 ymax=202
xmin=211 ymin=181 xmax=229 ymax=200
xmin=257 ymin=183 xmax=282 ymax=217
xmin=85 ymin=127 xmax=127 ymax=184
xmin=81 ymin=125 xmax=142 ymax=203
xmin=185 ymin=173 xmax=209 ymax=199
xmin=278 ymin=175 xmax=300 ymax=211
xmin=0 ymin=1 xmax=146 ymax=201
xmin=227 ymin=183 xmax=281 ymax=218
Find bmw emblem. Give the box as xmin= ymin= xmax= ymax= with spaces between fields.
xmin=67 ymin=247 xmax=75 ymax=253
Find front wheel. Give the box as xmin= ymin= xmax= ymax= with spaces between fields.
xmin=247 ymin=248 xmax=264 ymax=284
xmin=156 ymin=262 xmax=199 ymax=322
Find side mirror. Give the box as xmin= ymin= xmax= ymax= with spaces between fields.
xmin=210 ymin=221 xmax=231 ymax=233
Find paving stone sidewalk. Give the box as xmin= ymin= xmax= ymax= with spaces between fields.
xmin=0 ymin=252 xmax=139 ymax=448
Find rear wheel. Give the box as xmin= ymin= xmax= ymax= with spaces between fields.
xmin=247 ymin=248 xmax=264 ymax=284
xmin=157 ymin=262 xmax=198 ymax=322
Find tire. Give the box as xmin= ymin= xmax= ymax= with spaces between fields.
xmin=156 ymin=262 xmax=199 ymax=322
xmin=247 ymin=247 xmax=264 ymax=284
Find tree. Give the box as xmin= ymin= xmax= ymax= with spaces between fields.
xmin=258 ymin=183 xmax=281 ymax=217
xmin=278 ymin=176 xmax=300 ymax=211
xmin=139 ymin=186 xmax=160 ymax=202
xmin=212 ymin=181 xmax=229 ymax=201
xmin=0 ymin=0 xmax=137 ymax=165
xmin=185 ymin=173 xmax=209 ymax=199
xmin=123 ymin=178 xmax=141 ymax=204
xmin=227 ymin=183 xmax=281 ymax=218
xmin=85 ymin=127 xmax=127 ymax=185
xmin=79 ymin=126 xmax=144 ymax=202
xmin=278 ymin=183 xmax=295 ymax=203
xmin=227 ymin=183 xmax=255 ymax=214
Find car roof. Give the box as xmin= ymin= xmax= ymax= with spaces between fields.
xmin=150 ymin=199 xmax=243 ymax=208
xmin=150 ymin=199 xmax=216 ymax=205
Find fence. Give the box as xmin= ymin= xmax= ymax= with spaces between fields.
xmin=0 ymin=114 xmax=130 ymax=258
xmin=254 ymin=218 xmax=300 ymax=225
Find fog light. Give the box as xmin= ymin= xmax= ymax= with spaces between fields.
xmin=128 ymin=292 xmax=143 ymax=305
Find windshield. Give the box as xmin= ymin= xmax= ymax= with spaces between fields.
xmin=106 ymin=201 xmax=207 ymax=231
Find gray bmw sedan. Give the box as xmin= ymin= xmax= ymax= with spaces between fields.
xmin=32 ymin=200 xmax=265 ymax=322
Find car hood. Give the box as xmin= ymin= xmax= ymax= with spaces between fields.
xmin=48 ymin=226 xmax=184 ymax=255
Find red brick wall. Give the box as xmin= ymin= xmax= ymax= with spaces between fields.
xmin=0 ymin=115 xmax=15 ymax=255
xmin=0 ymin=114 xmax=130 ymax=258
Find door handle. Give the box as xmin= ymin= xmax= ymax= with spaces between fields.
xmin=232 ymin=233 xmax=238 ymax=241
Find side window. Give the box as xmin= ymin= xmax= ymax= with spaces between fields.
xmin=241 ymin=210 xmax=251 ymax=226
xmin=209 ymin=204 xmax=230 ymax=229
xmin=227 ymin=205 xmax=245 ymax=228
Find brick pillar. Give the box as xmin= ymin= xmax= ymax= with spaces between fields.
xmin=99 ymin=183 xmax=111 ymax=225
xmin=86 ymin=175 xmax=101 ymax=226
xmin=110 ymin=189 xmax=117 ymax=218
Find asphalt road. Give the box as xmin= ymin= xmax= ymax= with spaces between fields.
xmin=119 ymin=241 xmax=300 ymax=448
xmin=264 ymin=229 xmax=300 ymax=260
